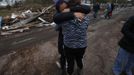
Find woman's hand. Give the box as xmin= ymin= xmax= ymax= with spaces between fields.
xmin=62 ymin=8 xmax=70 ymax=12
xmin=74 ymin=12 xmax=85 ymax=22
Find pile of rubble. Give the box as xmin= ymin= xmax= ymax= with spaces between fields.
xmin=0 ymin=5 xmax=56 ymax=36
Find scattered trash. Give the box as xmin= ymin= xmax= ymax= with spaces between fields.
xmin=2 ymin=26 xmax=10 ymax=30
xmin=120 ymin=21 xmax=126 ymax=24
xmin=38 ymin=17 xmax=49 ymax=23
xmin=0 ymin=5 xmax=55 ymax=36
xmin=21 ymin=10 xmax=33 ymax=18
xmin=1 ymin=32 xmax=12 ymax=35
xmin=50 ymin=22 xmax=56 ymax=27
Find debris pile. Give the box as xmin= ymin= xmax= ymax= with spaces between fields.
xmin=0 ymin=5 xmax=56 ymax=36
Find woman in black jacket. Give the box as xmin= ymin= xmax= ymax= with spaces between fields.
xmin=113 ymin=16 xmax=134 ymax=75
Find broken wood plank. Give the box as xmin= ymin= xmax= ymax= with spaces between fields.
xmin=7 ymin=5 xmax=54 ymax=30
xmin=38 ymin=17 xmax=50 ymax=23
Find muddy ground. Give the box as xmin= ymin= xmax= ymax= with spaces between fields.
xmin=0 ymin=7 xmax=134 ymax=75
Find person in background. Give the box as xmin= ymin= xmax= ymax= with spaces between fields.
xmin=54 ymin=0 xmax=91 ymax=75
xmin=0 ymin=16 xmax=3 ymax=29
xmin=110 ymin=3 xmax=115 ymax=17
xmin=93 ymin=2 xmax=100 ymax=18
xmin=105 ymin=2 xmax=112 ymax=19
xmin=105 ymin=2 xmax=115 ymax=19
xmin=113 ymin=16 xmax=134 ymax=75
xmin=104 ymin=7 xmax=108 ymax=18
xmin=54 ymin=0 xmax=68 ymax=72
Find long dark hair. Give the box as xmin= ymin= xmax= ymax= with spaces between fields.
xmin=55 ymin=0 xmax=67 ymax=12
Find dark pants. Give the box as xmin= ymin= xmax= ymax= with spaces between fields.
xmin=93 ymin=11 xmax=98 ymax=18
xmin=58 ymin=29 xmax=66 ymax=69
xmin=64 ymin=46 xmax=86 ymax=75
xmin=132 ymin=68 xmax=134 ymax=75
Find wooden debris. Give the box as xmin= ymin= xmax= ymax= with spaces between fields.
xmin=3 ymin=5 xmax=54 ymax=30
xmin=0 ymin=5 xmax=55 ymax=36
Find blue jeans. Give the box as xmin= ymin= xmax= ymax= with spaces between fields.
xmin=113 ymin=48 xmax=134 ymax=75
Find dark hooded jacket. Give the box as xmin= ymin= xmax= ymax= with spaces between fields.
xmin=119 ymin=16 xmax=134 ymax=53
xmin=54 ymin=4 xmax=91 ymax=24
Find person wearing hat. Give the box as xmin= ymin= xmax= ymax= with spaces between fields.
xmin=53 ymin=0 xmax=91 ymax=75
xmin=113 ymin=16 xmax=134 ymax=75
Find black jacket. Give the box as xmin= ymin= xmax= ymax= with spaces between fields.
xmin=119 ymin=16 xmax=134 ymax=53
xmin=53 ymin=5 xmax=90 ymax=31
xmin=93 ymin=4 xmax=100 ymax=12
xmin=53 ymin=5 xmax=91 ymax=24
